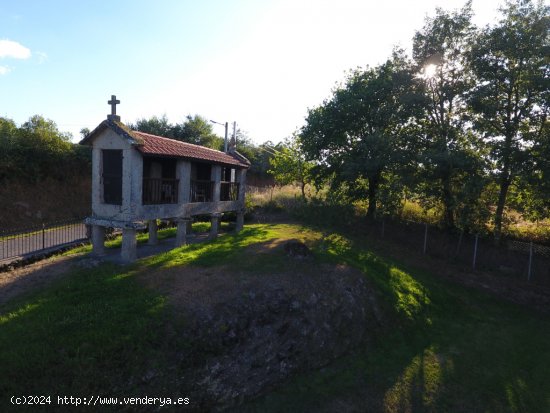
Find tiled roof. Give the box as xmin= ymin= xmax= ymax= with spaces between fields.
xmin=136 ymin=131 xmax=251 ymax=168
xmin=80 ymin=119 xmax=250 ymax=168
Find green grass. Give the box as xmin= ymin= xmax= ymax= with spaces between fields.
xmin=239 ymin=228 xmax=550 ymax=413
xmin=65 ymin=221 xmax=233 ymax=255
xmin=0 ymin=263 xmax=171 ymax=411
xmin=1 ymin=223 xmax=549 ymax=412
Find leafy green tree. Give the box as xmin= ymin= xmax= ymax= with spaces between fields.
xmin=268 ymin=135 xmax=314 ymax=199
xmin=174 ymin=115 xmax=223 ymax=149
xmin=131 ymin=115 xmax=175 ymax=139
xmin=527 ymin=123 xmax=550 ymax=219
xmin=467 ymin=0 xmax=549 ymax=241
xmin=17 ymin=115 xmax=73 ymax=182
xmin=411 ymin=1 xmax=488 ymax=230
xmin=79 ymin=127 xmax=91 ymax=139
xmin=130 ymin=114 xmax=224 ymax=150
xmin=231 ymin=128 xmax=255 ymax=159
xmin=0 ymin=115 xmax=89 ymax=184
xmin=0 ymin=117 xmax=18 ymax=181
xmin=302 ymin=51 xmax=420 ymax=218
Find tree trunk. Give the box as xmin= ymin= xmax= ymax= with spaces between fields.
xmin=443 ymin=178 xmax=455 ymax=229
xmin=494 ymin=172 xmax=511 ymax=244
xmin=442 ymin=172 xmax=455 ymax=230
xmin=300 ymin=181 xmax=306 ymax=200
xmin=367 ymin=175 xmax=380 ymax=219
xmin=494 ymin=131 xmax=513 ymax=244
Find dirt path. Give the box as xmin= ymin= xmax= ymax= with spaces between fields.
xmin=0 ymin=232 xmax=221 ymax=308
xmin=0 ymin=254 xmax=81 ymax=307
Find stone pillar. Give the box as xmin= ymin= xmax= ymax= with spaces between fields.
xmin=121 ymin=149 xmax=133 ymax=218
xmin=236 ymin=168 xmax=247 ymax=205
xmin=210 ymin=213 xmax=221 ymax=240
xmin=128 ymin=148 xmax=143 ymax=217
xmin=121 ymin=228 xmax=137 ymax=262
xmin=148 ymin=220 xmax=158 ymax=245
xmin=211 ymin=165 xmax=222 ymax=202
xmin=177 ymin=160 xmax=191 ymax=204
xmin=236 ymin=209 xmax=245 ymax=232
xmin=91 ymin=225 xmax=105 ymax=256
xmin=175 ymin=218 xmax=191 ymax=247
xmin=91 ymin=148 xmax=102 ymax=213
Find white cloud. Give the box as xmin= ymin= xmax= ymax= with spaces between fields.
xmin=0 ymin=66 xmax=10 ymax=75
xmin=0 ymin=39 xmax=31 ymax=59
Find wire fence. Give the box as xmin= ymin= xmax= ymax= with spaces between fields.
xmin=367 ymin=218 xmax=550 ymax=286
xmin=0 ymin=218 xmax=89 ymax=262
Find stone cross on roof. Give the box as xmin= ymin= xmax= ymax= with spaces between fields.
xmin=107 ymin=95 xmax=121 ymax=121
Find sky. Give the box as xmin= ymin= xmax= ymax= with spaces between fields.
xmin=1 ymin=0 xmax=509 ymax=144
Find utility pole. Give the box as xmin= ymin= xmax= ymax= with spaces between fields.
xmin=224 ymin=122 xmax=229 ymax=152
xmin=210 ymin=120 xmax=229 ymax=152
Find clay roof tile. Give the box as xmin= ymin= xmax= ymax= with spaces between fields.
xmin=132 ymin=131 xmax=250 ymax=168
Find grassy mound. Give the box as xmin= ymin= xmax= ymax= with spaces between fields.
xmin=1 ymin=223 xmax=549 ymax=412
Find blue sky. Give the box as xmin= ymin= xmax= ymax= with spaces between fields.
xmin=1 ymin=0 xmax=505 ymax=144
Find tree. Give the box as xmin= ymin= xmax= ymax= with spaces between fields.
xmin=268 ymin=135 xmax=314 ymax=199
xmin=0 ymin=115 xmax=89 ymax=183
xmin=526 ymin=123 xmax=550 ymax=220
xmin=130 ymin=114 xmax=225 ymax=150
xmin=131 ymin=115 xmax=175 ymax=139
xmin=80 ymin=127 xmax=90 ymax=139
xmin=230 ymin=128 xmax=255 ymax=160
xmin=301 ymin=51 xmax=420 ymax=218
xmin=411 ymin=1 xmax=487 ymax=230
xmin=0 ymin=117 xmax=18 ymax=181
xmin=467 ymin=0 xmax=549 ymax=241
xmin=174 ymin=115 xmax=223 ymax=149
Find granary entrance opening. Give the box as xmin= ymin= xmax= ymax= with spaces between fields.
xmin=142 ymin=156 xmax=178 ymax=205
xmin=190 ymin=163 xmax=213 ymax=202
xmin=102 ymin=149 xmax=123 ymax=205
xmin=221 ymin=166 xmax=239 ymax=201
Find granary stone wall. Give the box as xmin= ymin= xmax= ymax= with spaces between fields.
xmin=86 ymin=119 xmax=248 ymax=262
xmin=91 ymin=129 xmax=139 ymax=222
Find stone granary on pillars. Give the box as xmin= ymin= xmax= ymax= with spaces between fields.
xmin=80 ymin=96 xmax=250 ymax=262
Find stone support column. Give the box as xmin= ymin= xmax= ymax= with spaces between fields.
xmin=148 ymin=219 xmax=158 ymax=245
xmin=91 ymin=225 xmax=105 ymax=256
xmin=236 ymin=168 xmax=247 ymax=205
xmin=121 ymin=228 xmax=137 ymax=262
xmin=236 ymin=209 xmax=245 ymax=232
xmin=177 ymin=160 xmax=191 ymax=204
xmin=175 ymin=218 xmax=191 ymax=247
xmin=91 ymin=148 xmax=101 ymax=212
xmin=211 ymin=165 xmax=222 ymax=202
xmin=210 ymin=213 xmax=222 ymax=240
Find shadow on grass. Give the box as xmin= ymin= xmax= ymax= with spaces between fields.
xmin=0 ymin=263 xmax=174 ymax=411
xmin=1 ymin=222 xmax=549 ymax=413
xmin=240 ymin=226 xmax=550 ymax=413
xmin=0 ymin=224 xmax=278 ymax=411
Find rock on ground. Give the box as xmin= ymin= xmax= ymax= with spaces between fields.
xmin=141 ymin=255 xmax=384 ymax=410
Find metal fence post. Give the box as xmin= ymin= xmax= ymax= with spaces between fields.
xmin=472 ymin=234 xmax=479 ymax=270
xmin=423 ymin=223 xmax=428 ymax=254
xmin=527 ymin=241 xmax=533 ymax=282
xmin=42 ymin=223 xmax=46 ymax=251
